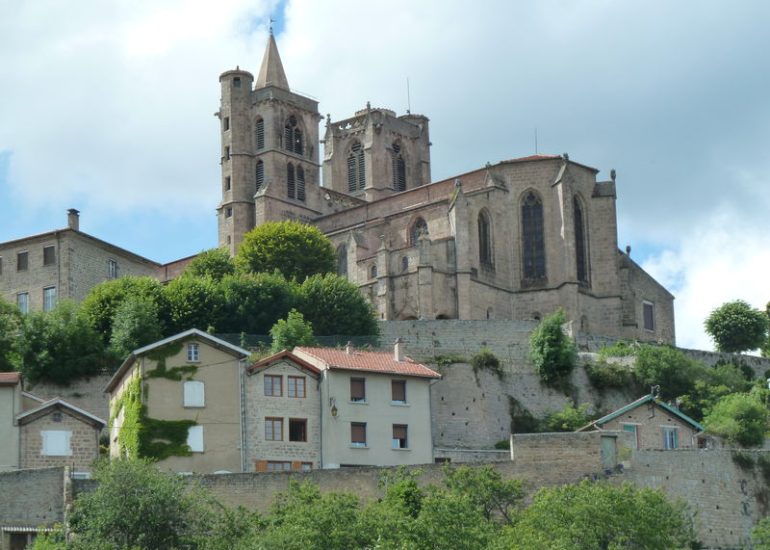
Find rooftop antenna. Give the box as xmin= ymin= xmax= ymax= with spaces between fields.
xmin=269 ymin=16 xmax=275 ymax=34
xmin=406 ymin=77 xmax=411 ymax=114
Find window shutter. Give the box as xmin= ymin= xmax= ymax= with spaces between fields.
xmin=391 ymin=380 xmax=406 ymax=402
xmin=350 ymin=378 xmax=365 ymax=401
xmin=42 ymin=430 xmax=71 ymax=456
xmin=184 ymin=381 xmax=205 ymax=407
xmin=187 ymin=426 xmax=204 ymax=452
xmin=256 ymin=161 xmax=264 ymax=191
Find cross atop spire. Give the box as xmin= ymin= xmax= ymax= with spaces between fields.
xmin=255 ymin=32 xmax=289 ymax=90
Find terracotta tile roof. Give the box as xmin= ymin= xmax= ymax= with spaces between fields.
xmin=247 ymin=350 xmax=322 ymax=376
xmin=294 ymin=347 xmax=440 ymax=379
xmin=0 ymin=372 xmax=21 ymax=385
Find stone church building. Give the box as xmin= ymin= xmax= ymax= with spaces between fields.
xmin=216 ymin=33 xmax=674 ymax=344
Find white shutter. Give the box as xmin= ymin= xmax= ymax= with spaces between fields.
xmin=183 ymin=381 xmax=205 ymax=407
xmin=187 ymin=426 xmax=204 ymax=453
xmin=41 ymin=430 xmax=71 ymax=456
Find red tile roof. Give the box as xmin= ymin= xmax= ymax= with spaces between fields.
xmin=247 ymin=350 xmax=322 ymax=376
xmin=0 ymin=372 xmax=21 ymax=385
xmin=294 ymin=347 xmax=440 ymax=379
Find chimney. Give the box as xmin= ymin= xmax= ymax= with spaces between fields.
xmin=394 ymin=337 xmax=405 ymax=362
xmin=345 ymin=341 xmax=353 ymax=355
xmin=67 ymin=208 xmax=80 ymax=231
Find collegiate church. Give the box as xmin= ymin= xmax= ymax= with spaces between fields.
xmin=216 ymin=33 xmax=675 ymax=344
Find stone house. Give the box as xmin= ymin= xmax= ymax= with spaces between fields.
xmin=216 ymin=33 xmax=675 ymax=344
xmin=579 ymin=393 xmax=704 ymax=450
xmin=244 ymin=341 xmax=440 ymax=470
xmin=0 ymin=373 xmax=23 ymax=472
xmin=104 ymin=329 xmax=251 ymax=474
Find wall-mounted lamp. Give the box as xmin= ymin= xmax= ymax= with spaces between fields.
xmin=330 ymin=397 xmax=338 ymax=417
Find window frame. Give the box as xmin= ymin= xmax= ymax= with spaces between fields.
xmin=621 ymin=423 xmax=640 ymax=450
xmin=288 ymin=418 xmax=307 ymax=442
xmin=43 ymin=286 xmax=57 ymax=312
xmin=350 ymin=422 xmax=367 ymax=447
xmin=107 ymin=259 xmax=119 ymax=280
xmin=183 ymin=380 xmax=205 ymax=408
xmin=265 ymin=417 xmax=283 ymax=441
xmin=662 ymin=426 xmax=678 ymax=450
xmin=392 ymin=424 xmax=408 ymax=449
xmin=478 ymin=209 xmax=493 ymax=268
xmin=187 ymin=425 xmax=204 ymax=453
xmin=643 ymin=301 xmax=655 ymax=332
xmin=43 ymin=245 xmax=56 ymax=266
xmin=17 ymin=251 xmax=28 ymax=271
xmin=287 ymin=376 xmax=306 ymax=398
xmin=41 ymin=430 xmax=72 ymax=456
xmin=521 ymin=191 xmax=546 ymax=282
xmin=186 ymin=343 xmax=200 ymax=363
xmin=264 ymin=375 xmax=283 ymax=397
xmin=267 ymin=461 xmax=291 ymax=472
xmin=391 ymin=380 xmax=407 ymax=404
xmin=16 ymin=292 xmax=29 ymax=314
xmin=350 ymin=377 xmax=366 ymax=403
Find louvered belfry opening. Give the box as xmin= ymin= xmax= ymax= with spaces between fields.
xmin=284 ymin=115 xmax=303 ymax=155
xmin=255 ymin=160 xmax=264 ymax=192
xmin=287 ymin=163 xmax=295 ymax=199
xmin=297 ymin=165 xmax=306 ymax=201
xmin=347 ymin=141 xmax=365 ymax=192
xmin=392 ymin=142 xmax=406 ymax=192
xmin=255 ymin=118 xmax=265 ymax=150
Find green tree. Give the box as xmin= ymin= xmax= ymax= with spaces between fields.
xmin=679 ymin=362 xmax=752 ymax=421
xmin=298 ymin=273 xmax=378 ymax=336
xmin=705 ymin=300 xmax=769 ymax=353
xmin=80 ymin=277 xmax=169 ymax=344
xmin=164 ymin=275 xmax=225 ymax=334
xmin=493 ymin=480 xmax=696 ymax=549
xmin=703 ymin=391 xmax=769 ymax=447
xmin=235 ymin=220 xmax=335 ymax=281
xmin=270 ymin=309 xmax=316 ymax=352
xmin=19 ymin=301 xmax=108 ymax=385
xmin=0 ymin=299 xmax=22 ymax=372
xmin=184 ymin=248 xmax=235 ymax=281
xmin=108 ymin=296 xmax=164 ymax=359
xmin=634 ymin=345 xmax=703 ymax=401
xmin=753 ymin=516 xmax=770 ymax=549
xmin=218 ymin=272 xmax=297 ymax=334
xmin=442 ymin=465 xmax=524 ymax=525
xmin=529 ymin=309 xmax=576 ymax=388
xmin=541 ymin=403 xmax=593 ymax=432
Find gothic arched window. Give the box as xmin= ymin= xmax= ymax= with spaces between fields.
xmin=574 ymin=196 xmax=589 ymax=284
xmin=284 ymin=115 xmax=303 ymax=155
xmin=521 ymin=191 xmax=546 ymax=280
xmin=297 ymin=166 xmax=306 ymax=202
xmin=336 ymin=245 xmax=347 ymax=277
xmin=409 ymin=217 xmax=428 ymax=246
xmin=347 ymin=141 xmax=365 ymax=192
xmin=255 ymin=160 xmax=264 ymax=192
xmin=478 ymin=209 xmax=493 ymax=267
xmin=392 ymin=142 xmax=406 ymax=192
xmin=255 ymin=118 xmax=265 ymax=150
xmin=287 ymin=163 xmax=295 ymax=199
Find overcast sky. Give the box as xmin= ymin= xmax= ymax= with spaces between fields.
xmin=1 ymin=0 xmax=769 ymax=351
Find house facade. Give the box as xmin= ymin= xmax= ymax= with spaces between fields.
xmin=579 ymin=394 xmax=704 ymax=450
xmin=105 ymin=329 xmax=251 ymax=474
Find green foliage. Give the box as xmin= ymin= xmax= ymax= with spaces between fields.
xmin=493 ymin=480 xmax=697 ymax=550
xmin=184 ymin=248 xmax=235 ymax=281
xmin=508 ymin=396 xmax=539 ymax=433
xmin=432 ymin=353 xmax=468 ymax=367
xmin=270 ymin=309 xmax=316 ymax=352
xmin=471 ymin=347 xmax=503 ymax=379
xmin=144 ymin=341 xmax=197 ymax=381
xmin=218 ymin=272 xmax=297 ymax=334
xmin=732 ymin=450 xmax=756 ymax=470
xmin=634 ymin=345 xmax=702 ymax=401
xmin=541 ymin=403 xmax=593 ymax=432
xmin=585 ymin=359 xmax=637 ymax=392
xmin=164 ymin=275 xmax=225 ymax=334
xmin=80 ymin=276 xmax=169 ymax=345
xmin=529 ymin=309 xmax=577 ymax=389
xmin=235 ymin=220 xmax=335 ymax=281
xmin=297 ymin=273 xmax=378 ymax=336
xmin=108 ymin=296 xmax=163 ymax=360
xmin=0 ymin=298 xmax=22 ymax=372
xmin=704 ymin=392 xmax=769 ymax=447
xmin=753 ymin=516 xmax=770 ymax=549
xmin=19 ymin=301 xmax=109 ymax=385
xmin=443 ymin=465 xmax=524 ymax=524
xmin=705 ymin=299 xmax=769 ymax=353
xmin=494 ymin=439 xmax=511 ymax=450
xmin=679 ymin=362 xmax=752 ymax=421
xmin=596 ymin=341 xmax=638 ymax=359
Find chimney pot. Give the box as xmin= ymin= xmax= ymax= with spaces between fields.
xmin=394 ymin=337 xmax=405 ymax=362
xmin=345 ymin=341 xmax=353 ymax=355
xmin=67 ymin=208 xmax=80 ymax=231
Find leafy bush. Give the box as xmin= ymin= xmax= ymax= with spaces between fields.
xmin=705 ymin=299 xmax=769 ymax=353
xmin=529 ymin=310 xmax=576 ymax=388
xmin=541 ymin=403 xmax=593 ymax=432
xmin=297 ymin=273 xmax=378 ymax=336
xmin=0 ymin=298 xmax=22 ymax=372
xmin=596 ymin=341 xmax=637 ymax=359
xmin=270 ymin=309 xmax=316 ymax=352
xmin=235 ymin=220 xmax=335 ymax=281
xmin=471 ymin=348 xmax=503 ymax=379
xmin=183 ymin=247 xmax=235 ymax=280
xmin=217 ymin=272 xmax=297 ymax=334
xmin=585 ymin=360 xmax=636 ymax=392
xmin=704 ymin=392 xmax=769 ymax=447
xmin=164 ymin=276 xmax=225 ymax=334
xmin=753 ymin=516 xmax=770 ymax=549
xmin=108 ymin=296 xmax=163 ymax=359
xmin=634 ymin=345 xmax=702 ymax=401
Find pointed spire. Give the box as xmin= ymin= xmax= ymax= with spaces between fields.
xmin=255 ymin=33 xmax=289 ymax=90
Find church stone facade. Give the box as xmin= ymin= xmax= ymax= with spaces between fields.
xmin=217 ymin=34 xmax=674 ymax=344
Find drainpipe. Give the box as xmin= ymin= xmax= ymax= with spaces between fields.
xmin=239 ymin=359 xmax=247 ymax=473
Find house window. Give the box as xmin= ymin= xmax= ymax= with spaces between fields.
xmin=187 ymin=426 xmax=204 ymax=452
xmin=41 ymin=430 xmax=71 ymax=456
xmin=233 ymin=77 xmax=241 ymax=87
xmin=297 ymin=165 xmax=306 ymax=201
xmin=478 ymin=209 xmax=493 ymax=267
xmin=284 ymin=115 xmax=303 ymax=155
xmin=392 ymin=424 xmax=408 ymax=449
xmin=662 ymin=427 xmax=678 ymax=450
xmin=16 ymin=292 xmax=29 ymax=314
xmin=351 ymin=422 xmax=367 ymax=447
xmin=350 ymin=378 xmax=366 ymax=402
xmin=265 ymin=417 xmax=283 ymax=441
xmin=225 ymin=207 xmax=233 ymax=218
xmin=43 ymin=245 xmax=56 ymax=266
xmin=643 ymin=301 xmax=655 ymax=331
xmin=255 ymin=118 xmax=265 ymax=150
xmin=183 ymin=380 xmax=205 ymax=407
xmin=347 ymin=141 xmax=365 ymax=192
xmin=255 ymin=160 xmax=264 ymax=192
xmin=264 ymin=375 xmax=282 ymax=397
xmin=17 ymin=251 xmax=28 ymax=271
xmin=107 ymin=259 xmax=119 ymax=280
xmin=287 ymin=163 xmax=296 ymax=199
xmin=289 ymin=418 xmax=307 ymax=442
xmin=521 ymin=191 xmax=546 ymax=281
xmin=392 ymin=142 xmax=406 ymax=192
xmin=287 ymin=376 xmax=306 ymax=398
xmin=391 ymin=380 xmax=406 ymax=404
xmin=622 ymin=423 xmax=639 ymax=450
xmin=223 ymin=117 xmax=230 ymax=131
xmin=409 ymin=217 xmax=428 ymax=246
xmin=43 ymin=287 xmax=57 ymax=312
xmin=336 ymin=245 xmax=347 ymax=277
xmin=225 ymin=176 xmax=231 ymax=191
xmin=187 ymin=343 xmax=200 ymax=362
xmin=267 ymin=461 xmax=291 ymax=472
xmin=574 ymin=196 xmax=589 ymax=284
